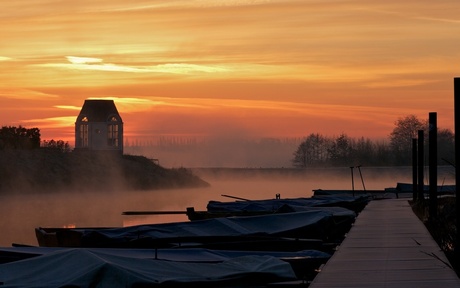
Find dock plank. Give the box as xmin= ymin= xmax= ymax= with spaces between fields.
xmin=310 ymin=199 xmax=460 ymax=287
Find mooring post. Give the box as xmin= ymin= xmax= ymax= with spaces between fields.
xmin=428 ymin=112 xmax=437 ymax=220
xmin=454 ymin=77 xmax=460 ymax=256
xmin=417 ymin=130 xmax=424 ymax=201
xmin=412 ymin=138 xmax=418 ymax=201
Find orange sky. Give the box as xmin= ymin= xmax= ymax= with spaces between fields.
xmin=1 ymin=0 xmax=459 ymax=145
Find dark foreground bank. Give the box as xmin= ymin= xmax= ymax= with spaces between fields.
xmin=411 ymin=197 xmax=459 ymax=277
xmin=0 ymin=150 xmax=209 ymax=193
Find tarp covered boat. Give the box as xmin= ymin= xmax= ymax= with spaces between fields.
xmin=36 ymin=208 xmax=355 ymax=249
xmin=0 ymin=248 xmax=298 ymax=287
xmin=207 ymin=195 xmax=369 ymax=214
xmin=0 ymin=246 xmax=330 ymax=263
xmin=0 ymin=246 xmax=330 ymax=280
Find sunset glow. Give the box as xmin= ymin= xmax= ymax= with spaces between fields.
xmin=1 ymin=0 xmax=459 ymax=145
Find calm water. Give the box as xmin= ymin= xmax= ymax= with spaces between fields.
xmin=0 ymin=166 xmax=454 ymax=247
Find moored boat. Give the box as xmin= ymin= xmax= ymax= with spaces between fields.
xmin=0 ymin=246 xmax=330 ymax=280
xmin=36 ymin=208 xmax=356 ymax=249
xmin=206 ymin=194 xmax=369 ymax=214
xmin=0 ymin=248 xmax=301 ymax=287
xmin=123 ymin=194 xmax=369 ymax=220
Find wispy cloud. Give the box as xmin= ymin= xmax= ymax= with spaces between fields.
xmin=414 ymin=16 xmax=460 ymax=24
xmin=100 ymin=0 xmax=273 ymax=12
xmin=66 ymin=56 xmax=102 ymax=64
xmin=152 ymin=63 xmax=228 ymax=74
xmin=36 ymin=56 xmax=229 ymax=74
xmin=358 ymin=5 xmax=460 ymax=25
xmin=21 ymin=116 xmax=75 ymax=128
xmin=54 ymin=105 xmax=81 ymax=111
xmin=87 ymin=96 xmax=209 ymax=111
xmin=168 ymin=0 xmax=273 ymax=8
xmin=0 ymin=56 xmax=12 ymax=61
xmin=0 ymin=89 xmax=58 ymax=99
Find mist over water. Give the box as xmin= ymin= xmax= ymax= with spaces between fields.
xmin=0 ymin=166 xmax=455 ymax=247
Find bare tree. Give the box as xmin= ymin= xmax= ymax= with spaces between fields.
xmin=328 ymin=133 xmax=354 ymax=166
xmin=354 ymin=137 xmax=376 ymax=165
xmin=389 ymin=115 xmax=426 ymax=165
xmin=292 ymin=133 xmax=330 ymax=168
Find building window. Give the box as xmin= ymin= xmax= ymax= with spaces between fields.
xmin=79 ymin=124 xmax=88 ymax=147
xmin=107 ymin=116 xmax=119 ymax=147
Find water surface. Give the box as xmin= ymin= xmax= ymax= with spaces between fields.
xmin=0 ymin=166 xmax=453 ymax=247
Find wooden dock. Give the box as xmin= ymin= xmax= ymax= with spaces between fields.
xmin=310 ymin=199 xmax=460 ymax=287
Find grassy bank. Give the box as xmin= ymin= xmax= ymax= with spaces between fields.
xmin=0 ymin=149 xmax=209 ymax=193
xmin=411 ymin=197 xmax=459 ymax=277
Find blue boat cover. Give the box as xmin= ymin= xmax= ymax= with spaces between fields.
xmin=0 ymin=246 xmax=330 ymax=263
xmin=78 ymin=210 xmax=347 ymax=246
xmin=207 ymin=196 xmax=367 ymax=212
xmin=0 ymin=249 xmax=297 ymax=287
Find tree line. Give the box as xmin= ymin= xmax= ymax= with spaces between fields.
xmin=292 ymin=115 xmax=455 ymax=167
xmin=0 ymin=126 xmax=70 ymax=152
xmin=1 ymin=115 xmax=455 ymax=168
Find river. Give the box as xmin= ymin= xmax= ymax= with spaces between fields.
xmin=0 ymin=166 xmax=454 ymax=247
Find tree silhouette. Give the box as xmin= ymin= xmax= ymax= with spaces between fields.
xmin=389 ymin=115 xmax=426 ymax=165
xmin=328 ymin=133 xmax=354 ymax=166
xmin=292 ymin=133 xmax=330 ymax=168
xmin=291 ymin=114 xmax=454 ymax=167
xmin=42 ymin=139 xmax=71 ymax=152
xmin=0 ymin=126 xmax=41 ymax=150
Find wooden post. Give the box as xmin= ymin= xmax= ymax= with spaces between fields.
xmin=454 ymin=77 xmax=460 ymax=255
xmin=417 ymin=130 xmax=424 ymax=201
xmin=428 ymin=112 xmax=437 ymax=220
xmin=412 ymin=138 xmax=418 ymax=201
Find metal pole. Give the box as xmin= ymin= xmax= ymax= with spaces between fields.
xmin=417 ymin=130 xmax=424 ymax=201
xmin=454 ymin=77 xmax=460 ymax=256
xmin=412 ymin=138 xmax=418 ymax=201
xmin=428 ymin=112 xmax=437 ymax=220
xmin=356 ymin=165 xmax=366 ymax=191
xmin=350 ymin=166 xmax=355 ymax=197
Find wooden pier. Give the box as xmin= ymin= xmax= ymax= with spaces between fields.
xmin=310 ymin=199 xmax=460 ymax=287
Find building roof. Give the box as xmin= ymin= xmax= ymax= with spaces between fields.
xmin=77 ymin=100 xmax=122 ymax=122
